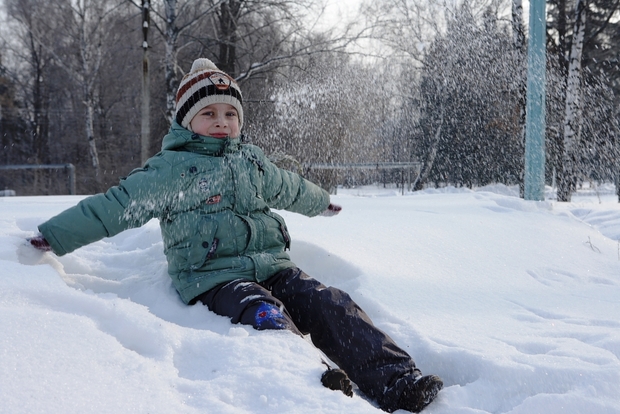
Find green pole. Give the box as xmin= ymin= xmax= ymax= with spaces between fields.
xmin=524 ymin=0 xmax=547 ymax=201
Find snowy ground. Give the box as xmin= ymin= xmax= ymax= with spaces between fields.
xmin=1 ymin=183 xmax=619 ymax=413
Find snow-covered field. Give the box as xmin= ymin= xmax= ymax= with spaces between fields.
xmin=1 ymin=184 xmax=619 ymax=413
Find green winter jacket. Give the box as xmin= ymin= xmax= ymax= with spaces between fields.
xmin=39 ymin=122 xmax=330 ymax=303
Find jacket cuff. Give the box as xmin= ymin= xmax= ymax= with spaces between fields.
xmin=38 ymin=222 xmax=67 ymax=256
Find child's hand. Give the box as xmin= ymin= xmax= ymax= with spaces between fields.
xmin=28 ymin=234 xmax=52 ymax=252
xmin=320 ymin=203 xmax=342 ymax=217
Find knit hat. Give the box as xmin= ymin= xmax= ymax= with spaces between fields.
xmin=175 ymin=58 xmax=244 ymax=130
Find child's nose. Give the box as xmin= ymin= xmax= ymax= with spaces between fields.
xmin=215 ymin=115 xmax=227 ymax=126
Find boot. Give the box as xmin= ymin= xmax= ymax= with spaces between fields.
xmin=395 ymin=374 xmax=443 ymax=412
xmin=380 ymin=372 xmax=443 ymax=413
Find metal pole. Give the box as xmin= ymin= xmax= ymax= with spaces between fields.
xmin=524 ymin=0 xmax=547 ymax=201
xmin=66 ymin=164 xmax=76 ymax=195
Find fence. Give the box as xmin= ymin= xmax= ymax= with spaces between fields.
xmin=0 ymin=164 xmax=76 ymax=196
xmin=304 ymin=162 xmax=421 ymax=195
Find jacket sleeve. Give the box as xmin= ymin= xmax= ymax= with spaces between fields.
xmin=248 ymin=146 xmax=330 ymax=217
xmin=38 ymin=158 xmax=168 ymax=256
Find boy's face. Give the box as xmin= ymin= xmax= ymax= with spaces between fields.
xmin=189 ymin=103 xmax=240 ymax=138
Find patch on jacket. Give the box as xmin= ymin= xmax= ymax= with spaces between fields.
xmin=206 ymin=194 xmax=222 ymax=205
xmin=199 ymin=178 xmax=209 ymax=192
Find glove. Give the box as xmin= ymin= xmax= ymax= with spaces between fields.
xmin=28 ymin=234 xmax=52 ymax=252
xmin=321 ymin=368 xmax=353 ymax=397
xmin=320 ymin=203 xmax=342 ymax=217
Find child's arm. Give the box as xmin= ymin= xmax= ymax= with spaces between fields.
xmin=246 ymin=146 xmax=332 ymax=217
xmin=37 ymin=187 xmax=141 ymax=255
xmin=36 ymin=162 xmax=165 ymax=256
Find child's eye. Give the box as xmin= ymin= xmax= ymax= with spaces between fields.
xmin=226 ymin=112 xmax=238 ymax=117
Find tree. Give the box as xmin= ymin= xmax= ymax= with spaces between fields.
xmin=556 ymin=0 xmax=587 ymax=201
xmin=131 ymin=0 xmax=364 ymax=125
xmin=0 ymin=53 xmax=28 ymax=167
xmin=512 ymin=0 xmax=527 ymax=196
xmin=7 ymin=0 xmax=129 ymax=190
xmin=412 ymin=5 xmax=524 ymax=188
xmin=140 ymin=0 xmax=151 ymax=164
xmin=261 ymin=53 xmax=390 ymax=191
xmin=3 ymin=0 xmax=54 ymax=168
xmin=547 ymin=0 xmax=620 ymax=200
xmin=127 ymin=0 xmax=228 ymax=123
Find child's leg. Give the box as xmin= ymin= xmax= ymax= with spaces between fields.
xmin=195 ymin=278 xmax=354 ymax=397
xmin=262 ymin=267 xmax=420 ymax=409
xmin=194 ymin=279 xmax=301 ymax=334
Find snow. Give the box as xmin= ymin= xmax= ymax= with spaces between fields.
xmin=1 ymin=184 xmax=620 ymax=413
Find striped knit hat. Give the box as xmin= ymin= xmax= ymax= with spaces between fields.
xmin=175 ymin=58 xmax=244 ymax=130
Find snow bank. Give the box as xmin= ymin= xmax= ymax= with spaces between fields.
xmin=1 ymin=185 xmax=619 ymax=413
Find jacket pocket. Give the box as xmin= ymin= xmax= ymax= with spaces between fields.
xmin=266 ymin=210 xmax=291 ymax=250
xmin=167 ymin=216 xmax=219 ymax=272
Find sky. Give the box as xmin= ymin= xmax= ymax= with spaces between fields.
xmin=1 ymin=183 xmax=619 ymax=413
xmin=310 ymin=0 xmax=365 ymax=32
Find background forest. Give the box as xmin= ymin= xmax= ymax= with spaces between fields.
xmin=1 ymin=0 xmax=619 ymax=201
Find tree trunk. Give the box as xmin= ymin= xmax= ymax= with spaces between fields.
xmin=413 ymin=103 xmax=444 ymax=191
xmin=141 ymin=0 xmax=151 ymax=164
xmin=557 ymin=0 xmax=569 ymax=75
xmin=512 ymin=0 xmax=527 ymax=197
xmin=557 ymin=0 xmax=586 ymax=202
xmin=85 ymin=96 xmax=102 ymax=190
xmin=218 ymin=0 xmax=241 ymax=76
xmin=163 ymin=0 xmax=179 ymax=124
xmin=511 ymin=0 xmax=525 ymax=50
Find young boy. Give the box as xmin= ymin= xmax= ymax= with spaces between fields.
xmin=29 ymin=58 xmax=443 ymax=412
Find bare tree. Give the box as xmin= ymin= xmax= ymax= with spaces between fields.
xmin=263 ymin=54 xmax=389 ymax=191
xmin=3 ymin=0 xmax=53 ymax=167
xmin=128 ymin=0 xmax=226 ymax=123
xmin=557 ymin=0 xmax=587 ymax=201
xmin=129 ymin=0 xmax=366 ymax=125
xmin=7 ymin=0 xmax=129 ymax=190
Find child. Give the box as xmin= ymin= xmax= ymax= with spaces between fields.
xmin=29 ymin=58 xmax=443 ymax=412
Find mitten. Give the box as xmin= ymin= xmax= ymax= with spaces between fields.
xmin=28 ymin=234 xmax=52 ymax=252
xmin=320 ymin=203 xmax=342 ymax=217
xmin=321 ymin=368 xmax=353 ymax=397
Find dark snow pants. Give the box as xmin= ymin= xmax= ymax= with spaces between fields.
xmin=194 ymin=267 xmax=419 ymax=407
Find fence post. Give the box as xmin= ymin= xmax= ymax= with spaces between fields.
xmin=65 ymin=164 xmax=76 ymax=195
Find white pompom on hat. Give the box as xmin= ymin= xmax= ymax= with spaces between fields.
xmin=175 ymin=58 xmax=244 ymax=130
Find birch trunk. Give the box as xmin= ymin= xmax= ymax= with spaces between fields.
xmin=512 ymin=0 xmax=527 ymax=197
xmin=85 ymin=97 xmax=101 ymax=187
xmin=413 ymin=100 xmax=444 ymax=191
xmin=557 ymin=0 xmax=586 ymax=202
xmin=77 ymin=0 xmax=104 ymax=190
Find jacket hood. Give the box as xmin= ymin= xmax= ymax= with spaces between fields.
xmin=161 ymin=121 xmax=241 ymax=155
